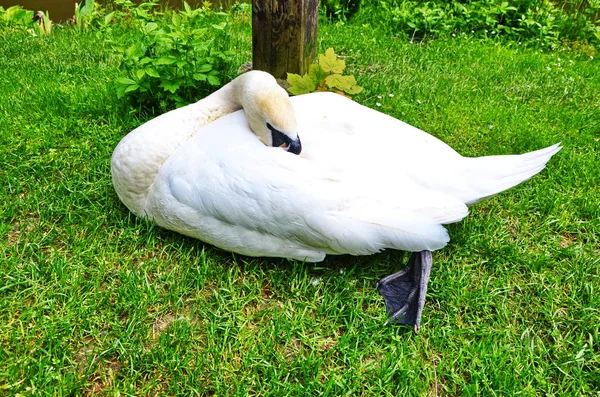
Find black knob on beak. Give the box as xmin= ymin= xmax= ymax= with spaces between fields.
xmin=268 ymin=123 xmax=302 ymax=155
xmin=287 ymin=136 xmax=302 ymax=155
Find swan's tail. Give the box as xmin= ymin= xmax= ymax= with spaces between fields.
xmin=463 ymin=143 xmax=562 ymax=205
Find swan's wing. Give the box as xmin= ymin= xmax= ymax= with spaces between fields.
xmin=148 ymin=112 xmax=468 ymax=262
xmin=290 ymin=92 xmax=474 ymax=196
xmin=290 ymin=92 xmax=560 ymax=204
xmin=291 ymin=92 xmax=461 ymax=162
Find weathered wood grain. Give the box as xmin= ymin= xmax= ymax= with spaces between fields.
xmin=252 ymin=0 xmax=319 ymax=79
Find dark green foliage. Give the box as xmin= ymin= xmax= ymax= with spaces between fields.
xmin=357 ymin=0 xmax=600 ymax=47
xmin=110 ymin=1 xmax=236 ymax=113
xmin=323 ymin=0 xmax=362 ymax=20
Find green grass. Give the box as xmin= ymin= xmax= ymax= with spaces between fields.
xmin=1 ymin=17 xmax=600 ymax=396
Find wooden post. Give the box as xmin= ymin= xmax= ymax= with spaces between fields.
xmin=252 ymin=0 xmax=319 ymax=80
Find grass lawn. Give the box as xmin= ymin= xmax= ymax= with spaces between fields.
xmin=1 ymin=14 xmax=599 ymax=396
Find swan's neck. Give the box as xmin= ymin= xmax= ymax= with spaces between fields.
xmin=111 ymin=81 xmax=242 ymax=217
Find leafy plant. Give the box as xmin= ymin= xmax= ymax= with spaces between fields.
xmin=358 ymin=0 xmax=600 ymax=47
xmin=74 ymin=0 xmax=95 ymax=29
xmin=287 ymin=48 xmax=363 ymax=97
xmin=0 ymin=5 xmax=34 ymax=29
xmin=113 ymin=1 xmax=235 ymax=112
xmin=33 ymin=10 xmax=52 ymax=35
xmin=555 ymin=0 xmax=600 ymax=43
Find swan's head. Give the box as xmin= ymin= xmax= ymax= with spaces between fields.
xmin=237 ymin=71 xmax=302 ymax=155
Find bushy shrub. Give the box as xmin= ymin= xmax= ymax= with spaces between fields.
xmin=0 ymin=5 xmax=34 ymax=29
xmin=357 ymin=0 xmax=600 ymax=47
xmin=556 ymin=0 xmax=600 ymax=42
xmin=110 ymin=1 xmax=236 ymax=113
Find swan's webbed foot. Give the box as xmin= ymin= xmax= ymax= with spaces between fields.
xmin=376 ymin=251 xmax=432 ymax=331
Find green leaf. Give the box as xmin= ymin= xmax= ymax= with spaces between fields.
xmin=115 ymin=78 xmax=139 ymax=98
xmin=160 ymin=80 xmax=181 ymax=94
xmin=155 ymin=57 xmax=177 ymax=65
xmin=115 ymin=77 xmax=137 ymax=86
xmin=77 ymin=0 xmax=94 ymax=17
xmin=136 ymin=69 xmax=146 ymax=80
xmin=143 ymin=22 xmax=158 ymax=33
xmin=319 ymin=48 xmax=345 ymax=74
xmin=135 ymin=8 xmax=149 ymax=20
xmin=193 ymin=73 xmax=207 ymax=81
xmin=287 ymin=73 xmax=316 ymax=95
xmin=145 ymin=68 xmax=160 ymax=78
xmin=207 ymin=75 xmax=220 ymax=86
xmin=197 ymin=64 xmax=212 ymax=73
xmin=114 ymin=84 xmax=128 ymax=98
xmin=171 ymin=12 xmax=181 ymax=27
xmin=103 ymin=11 xmax=115 ymax=25
xmin=123 ymin=83 xmax=140 ymax=93
xmin=125 ymin=44 xmax=137 ymax=59
xmin=212 ymin=22 xmax=227 ymax=30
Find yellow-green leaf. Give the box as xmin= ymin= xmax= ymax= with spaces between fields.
xmin=319 ymin=48 xmax=345 ymax=74
xmin=287 ymin=73 xmax=316 ymax=96
xmin=308 ymin=64 xmax=327 ymax=85
xmin=346 ymin=84 xmax=363 ymax=95
xmin=324 ymin=74 xmax=363 ymax=96
xmin=324 ymin=74 xmax=352 ymax=90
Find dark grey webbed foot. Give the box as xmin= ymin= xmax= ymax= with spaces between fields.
xmin=376 ymin=251 xmax=432 ymax=331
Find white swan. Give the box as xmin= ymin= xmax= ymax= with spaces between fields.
xmin=111 ymin=70 xmax=560 ymax=329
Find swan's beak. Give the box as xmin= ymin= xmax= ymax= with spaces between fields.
xmin=286 ymin=136 xmax=302 ymax=155
xmin=268 ymin=123 xmax=302 ymax=155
